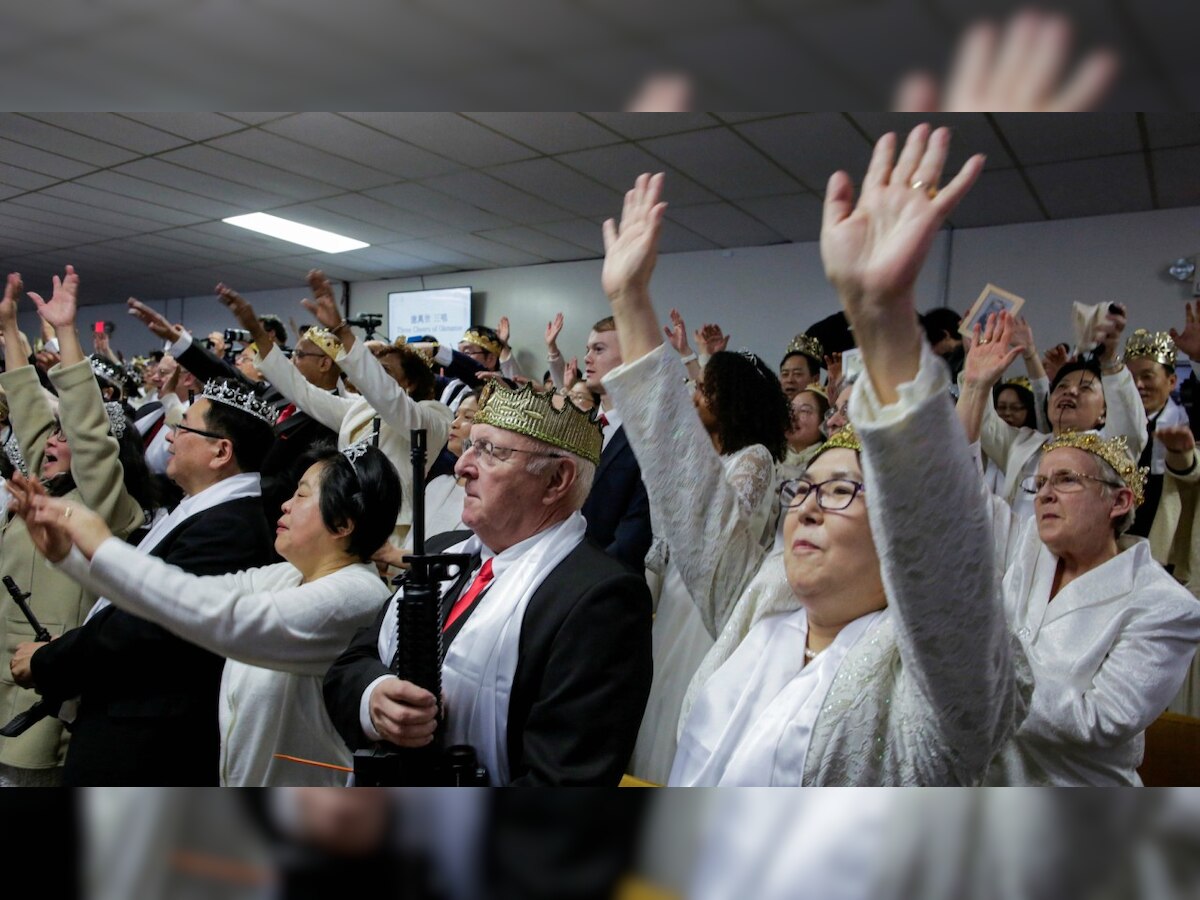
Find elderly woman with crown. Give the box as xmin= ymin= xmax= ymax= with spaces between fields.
xmin=600 ymin=127 xmax=1028 ymax=785
xmin=217 ymin=271 xmax=452 ymax=549
xmin=964 ymin=315 xmax=1200 ymax=783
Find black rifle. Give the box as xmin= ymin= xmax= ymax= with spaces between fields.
xmin=353 ymin=429 xmax=488 ymax=786
xmin=0 ymin=576 xmax=58 ymax=738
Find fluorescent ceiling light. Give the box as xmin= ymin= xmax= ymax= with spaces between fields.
xmin=223 ymin=212 xmax=369 ymax=253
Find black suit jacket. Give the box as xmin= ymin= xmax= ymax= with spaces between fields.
xmin=324 ymin=531 xmax=653 ymax=786
xmin=31 ymin=496 xmax=274 ymax=786
xmin=259 ymin=407 xmax=337 ymax=527
xmin=580 ymin=426 xmax=652 ymax=571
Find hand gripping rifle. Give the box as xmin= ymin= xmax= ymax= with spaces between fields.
xmin=0 ymin=576 xmax=59 ymax=738
xmin=353 ymin=428 xmax=489 ymax=786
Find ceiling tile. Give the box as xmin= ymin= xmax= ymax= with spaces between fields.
xmin=263 ymin=202 xmax=398 ymax=246
xmin=75 ymin=170 xmax=247 ymax=220
xmin=0 ymin=165 xmax=60 ymax=192
xmin=118 ymin=113 xmax=246 ymax=142
xmin=0 ymin=114 xmax=139 ymax=167
xmin=312 ymin=193 xmax=451 ymax=239
xmin=363 ymin=183 xmax=511 ymax=232
xmin=1152 ymin=146 xmax=1200 ymax=209
xmin=486 ymin=158 xmax=623 ymax=217
xmin=43 ymin=182 xmax=205 ymax=227
xmin=946 ymin=169 xmax=1046 ymax=229
xmin=1142 ymin=114 xmax=1200 ymax=150
xmin=159 ymin=145 xmax=341 ymax=202
xmin=1026 ymin=154 xmax=1152 ymax=219
xmin=993 ymin=114 xmax=1142 ymax=165
xmin=433 ymin=0 xmax=614 ymax=51
xmin=477 ymin=225 xmax=595 ymax=261
xmin=111 ymin=157 xmax=294 ymax=211
xmin=735 ymin=114 xmax=874 ymax=190
xmin=343 ymin=113 xmax=535 ymax=168
xmin=535 ymin=218 xmax=606 ymax=254
xmin=580 ymin=0 xmax=742 ymax=31
xmin=8 ymin=192 xmax=176 ymax=234
xmin=585 ymin=113 xmax=719 ymax=140
xmin=223 ymin=113 xmax=293 ymax=126
xmin=382 ymin=240 xmax=493 ymax=270
xmin=429 ymin=233 xmax=548 ymax=267
xmin=420 ymin=171 xmax=569 ymax=224
xmin=656 ymin=220 xmax=720 ymax=254
xmin=208 ymin=129 xmax=399 ymax=191
xmin=0 ymin=137 xmax=97 ymax=180
xmin=24 ymin=113 xmax=190 ymax=154
xmin=556 ymin=144 xmax=719 ymax=206
xmin=736 ymin=194 xmax=824 ymax=243
xmin=847 ymin=113 xmax=1012 ymax=170
xmin=463 ymin=113 xmax=622 ymax=154
xmin=264 ymin=113 xmax=463 ymax=180
xmin=640 ymin=127 xmax=801 ymax=199
xmin=666 ymin=203 xmax=788 ymax=248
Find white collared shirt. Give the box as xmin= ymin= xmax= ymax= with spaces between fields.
xmin=600 ymin=405 xmax=622 ymax=452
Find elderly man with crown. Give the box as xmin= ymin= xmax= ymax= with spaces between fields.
xmin=12 ymin=377 xmax=277 ymax=785
xmin=324 ymin=381 xmax=652 ymax=785
xmin=964 ymin=315 xmax=1200 ymax=783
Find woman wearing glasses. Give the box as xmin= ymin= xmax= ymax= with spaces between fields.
xmin=0 ymin=267 xmax=155 ymax=786
xmin=627 ymin=350 xmax=789 ymax=784
xmin=602 ymin=126 xmax=1026 ymax=785
xmin=963 ymin=315 xmax=1200 ymax=785
xmin=10 ymin=442 xmax=401 ymax=787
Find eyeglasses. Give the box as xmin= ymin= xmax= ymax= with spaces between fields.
xmin=1020 ymin=470 xmax=1122 ymax=495
xmin=458 ymin=346 xmax=488 ymax=359
xmin=823 ymin=404 xmax=849 ymax=422
xmin=461 ymin=437 xmax=562 ymax=466
xmin=291 ymin=349 xmax=325 ymax=360
xmin=170 ymin=422 xmax=227 ymax=441
xmin=781 ymin=478 xmax=866 ymax=511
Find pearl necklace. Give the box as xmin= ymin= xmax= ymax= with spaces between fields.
xmin=803 ymin=646 xmax=819 ymax=661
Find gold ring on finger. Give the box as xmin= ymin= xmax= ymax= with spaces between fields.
xmin=977 ymin=338 xmax=990 ymax=345
xmin=911 ymin=180 xmax=938 ymax=199
xmin=63 ymin=507 xmax=72 ymax=519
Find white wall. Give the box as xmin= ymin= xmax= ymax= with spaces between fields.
xmin=18 ymin=205 xmax=1197 ymax=376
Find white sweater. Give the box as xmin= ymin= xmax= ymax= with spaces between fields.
xmin=60 ymin=541 xmax=390 ymax=786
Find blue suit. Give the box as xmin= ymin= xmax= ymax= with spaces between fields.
xmin=581 ymin=425 xmax=652 ymax=572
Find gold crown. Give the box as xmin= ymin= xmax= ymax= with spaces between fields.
xmin=474 ymin=382 xmax=603 ymax=465
xmin=304 ymin=326 xmax=342 ymax=359
xmin=392 ymin=335 xmax=435 ymax=369
xmin=461 ymin=328 xmax=503 ymax=357
xmin=800 ymin=382 xmax=829 ymax=401
xmin=1124 ymin=329 xmax=1176 ymax=368
xmin=786 ymin=333 xmax=824 ymax=362
xmin=813 ymin=423 xmax=861 ymax=459
xmin=1002 ymin=375 xmax=1033 ymax=391
xmin=1041 ymin=431 xmax=1148 ymax=506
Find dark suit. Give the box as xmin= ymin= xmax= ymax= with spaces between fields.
xmin=581 ymin=426 xmax=652 ymax=571
xmin=260 ymin=406 xmax=337 ymax=526
xmin=324 ymin=530 xmax=653 ymax=786
xmin=31 ymin=496 xmax=274 ymax=786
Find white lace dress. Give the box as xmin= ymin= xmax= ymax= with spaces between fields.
xmin=606 ymin=342 xmax=1029 ymax=785
xmin=629 ymin=443 xmax=776 ymax=784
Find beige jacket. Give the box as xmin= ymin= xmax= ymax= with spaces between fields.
xmin=0 ymin=360 xmax=144 ymax=769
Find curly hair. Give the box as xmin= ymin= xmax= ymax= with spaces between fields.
xmin=699 ymin=351 xmax=790 ymax=461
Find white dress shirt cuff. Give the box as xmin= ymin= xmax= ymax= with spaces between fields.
xmin=359 ymin=673 xmax=395 ymax=741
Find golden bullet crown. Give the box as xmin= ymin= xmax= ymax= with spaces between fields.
xmin=786 ymin=333 xmax=825 ymax=363
xmin=1041 ymin=431 xmax=1148 ymax=506
xmin=461 ymin=327 xmax=504 ymax=357
xmin=474 ymin=382 xmax=603 ymax=465
xmin=1124 ymin=328 xmax=1176 ymax=368
xmin=813 ymin=422 xmax=862 ymax=459
xmin=1001 ymin=375 xmax=1033 ymax=391
xmin=304 ymin=326 xmax=342 ymax=359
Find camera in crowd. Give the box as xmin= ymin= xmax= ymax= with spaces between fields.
xmin=223 ymin=328 xmax=252 ymax=344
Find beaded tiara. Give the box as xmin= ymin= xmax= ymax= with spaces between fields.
xmin=201 ymin=379 xmax=276 ymax=426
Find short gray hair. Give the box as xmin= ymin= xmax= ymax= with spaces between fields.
xmin=1094 ymin=456 xmax=1136 ymax=536
xmin=523 ymin=442 xmax=596 ymax=511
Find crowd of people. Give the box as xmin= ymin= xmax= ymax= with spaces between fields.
xmin=0 ymin=121 xmax=1198 ymax=788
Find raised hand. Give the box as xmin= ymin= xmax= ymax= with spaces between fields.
xmin=1156 ymin=424 xmax=1196 ymax=456
xmin=565 ymin=356 xmax=580 ymax=387
xmin=1042 ymin=344 xmax=1071 ymax=384
xmin=963 ymin=311 xmax=1026 ymax=389
xmin=1096 ymin=303 xmax=1127 ymax=365
xmin=693 ymin=323 xmax=729 ymax=355
xmin=127 ymin=298 xmax=183 ymax=342
xmin=158 ymin=355 xmax=182 ymax=395
xmin=300 ymin=269 xmax=343 ymax=332
xmin=0 ymin=273 xmax=22 ymax=324
xmin=29 ymin=488 xmax=113 ymax=560
xmin=663 ymin=308 xmax=692 ymax=355
xmin=1169 ymin=301 xmax=1200 ymax=361
xmin=894 ymin=10 xmax=1118 ymax=113
xmin=1007 ymin=316 xmax=1036 ymax=355
xmin=6 ymin=472 xmax=72 ymax=563
xmin=626 ymin=74 xmax=692 ymax=113
xmin=27 ymin=265 xmax=79 ymax=330
xmin=216 ymin=283 xmax=269 ymax=348
xmin=496 ymin=316 xmax=511 ymax=349
xmin=545 ymin=312 xmax=564 ymax=351
xmin=602 ymin=173 xmax=667 ymax=302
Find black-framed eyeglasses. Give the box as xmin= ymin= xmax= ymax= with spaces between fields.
xmin=781 ymin=477 xmax=866 ymax=511
xmin=170 ymin=422 xmax=227 ymax=441
xmin=1020 ymin=470 xmax=1122 ymax=495
xmin=461 ymin=437 xmax=562 ymax=466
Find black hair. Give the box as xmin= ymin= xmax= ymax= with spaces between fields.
xmin=700 ymin=351 xmax=790 ymax=462
xmin=295 ymin=442 xmax=402 ymax=562
xmin=149 ymin=350 xmax=164 ymax=363
xmin=114 ymin=407 xmax=163 ymax=514
xmin=992 ymin=382 xmax=1037 ymax=430
xmin=920 ymin=307 xmax=962 ymax=344
xmin=1048 ymin=355 xmax=1104 ymax=394
xmin=258 ymin=315 xmax=288 ymax=347
xmin=371 ymin=343 xmax=437 ymax=401
xmin=779 ymin=350 xmax=821 ymax=377
xmin=200 ymin=386 xmax=275 ymax=473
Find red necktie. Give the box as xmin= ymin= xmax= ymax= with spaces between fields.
xmin=276 ymin=403 xmax=297 ymax=426
xmin=598 ymin=413 xmax=609 ymax=428
xmin=443 ymin=558 xmax=494 ymax=632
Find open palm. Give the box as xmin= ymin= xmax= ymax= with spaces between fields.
xmin=28 ymin=265 xmax=79 ymax=329
xmin=0 ymin=272 xmax=22 ymax=322
xmin=821 ymin=126 xmax=983 ymax=322
xmin=602 ymin=173 xmax=667 ymax=300
xmin=301 ymin=270 xmax=342 ymax=330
